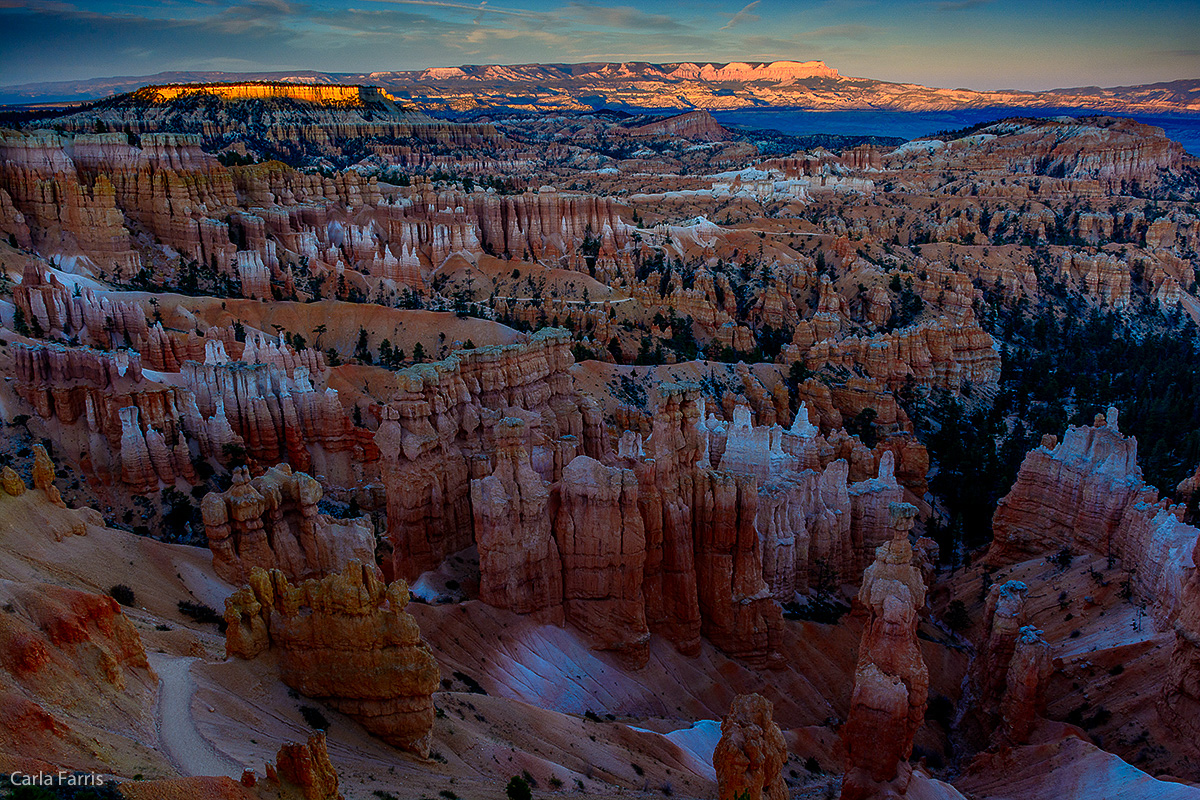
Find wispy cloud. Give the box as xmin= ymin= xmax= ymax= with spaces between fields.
xmin=568 ymin=3 xmax=686 ymax=32
xmin=362 ymin=0 xmax=546 ymax=21
xmin=935 ymin=0 xmax=992 ymax=10
xmin=796 ymin=23 xmax=879 ymax=40
xmin=719 ymin=0 xmax=759 ymax=31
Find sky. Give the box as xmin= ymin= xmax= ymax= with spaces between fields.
xmin=0 ymin=0 xmax=1198 ymax=90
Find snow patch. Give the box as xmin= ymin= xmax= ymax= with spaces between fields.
xmin=627 ymin=719 xmax=720 ymax=781
xmin=889 ymin=140 xmax=945 ymax=156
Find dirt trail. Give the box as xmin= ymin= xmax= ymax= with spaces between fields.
xmin=148 ymin=652 xmax=242 ymax=778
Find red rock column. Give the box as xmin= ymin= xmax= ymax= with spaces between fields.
xmin=471 ymin=417 xmax=564 ymax=623
xmin=713 ymin=693 xmax=788 ymax=800
xmin=554 ymin=454 xmax=649 ymax=666
xmin=841 ymin=502 xmax=928 ymax=800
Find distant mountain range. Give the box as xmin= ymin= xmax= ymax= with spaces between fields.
xmin=3 ymin=60 xmax=1199 ymax=115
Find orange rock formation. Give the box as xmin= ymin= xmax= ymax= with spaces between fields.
xmin=841 ymin=502 xmax=928 ymax=800
xmin=989 ymin=408 xmax=1198 ymax=623
xmin=224 ymin=562 xmax=440 ymax=756
xmin=202 ymin=465 xmax=376 ymax=584
xmin=713 ymin=693 xmax=788 ymax=800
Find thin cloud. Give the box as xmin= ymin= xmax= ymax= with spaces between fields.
xmin=796 ymin=24 xmax=879 ymax=40
xmin=568 ymin=3 xmax=685 ymax=32
xmin=362 ymin=0 xmax=546 ymax=21
xmin=719 ymin=0 xmax=760 ymax=31
xmin=935 ymin=0 xmax=992 ymax=10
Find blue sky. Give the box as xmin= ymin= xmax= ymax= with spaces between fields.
xmin=1 ymin=0 xmax=1197 ymax=89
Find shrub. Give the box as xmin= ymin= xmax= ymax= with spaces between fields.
xmin=299 ymin=705 xmax=329 ymax=730
xmin=1049 ymin=545 xmax=1074 ymax=571
xmin=505 ymin=776 xmax=532 ymax=800
xmin=943 ymin=599 xmax=971 ymax=631
xmin=177 ymin=600 xmax=226 ymax=631
xmin=109 ymin=584 xmax=136 ymax=606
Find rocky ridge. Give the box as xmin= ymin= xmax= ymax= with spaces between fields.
xmin=989 ymin=408 xmax=1199 ymax=623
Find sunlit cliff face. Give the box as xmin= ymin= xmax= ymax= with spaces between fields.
xmin=141 ymin=83 xmax=397 ymax=106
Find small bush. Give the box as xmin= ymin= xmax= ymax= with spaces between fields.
xmin=1049 ymin=545 xmax=1074 ymax=571
xmin=299 ymin=705 xmax=329 ymax=730
xmin=109 ymin=584 xmax=136 ymax=606
xmin=505 ymin=776 xmax=532 ymax=800
xmin=943 ymin=599 xmax=970 ymax=631
xmin=1081 ymin=706 xmax=1112 ymax=730
xmin=177 ymin=600 xmax=226 ymax=631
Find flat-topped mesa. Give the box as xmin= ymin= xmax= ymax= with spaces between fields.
xmin=889 ymin=116 xmax=1189 ymax=185
xmin=224 ymin=562 xmax=440 ymax=757
xmin=841 ymin=502 xmax=929 ymax=800
xmin=623 ymin=110 xmax=730 ymax=141
xmin=713 ymin=693 xmax=788 ymax=800
xmin=962 ymin=581 xmax=1052 ymax=748
xmin=139 ymin=82 xmax=397 ymax=106
xmin=989 ymin=407 xmax=1199 ymax=622
xmin=375 ymin=329 xmax=593 ymax=581
xmin=202 ymin=465 xmax=376 ymax=585
xmin=665 ymin=59 xmax=842 ymax=82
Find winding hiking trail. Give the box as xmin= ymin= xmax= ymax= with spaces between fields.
xmin=148 ymin=652 xmax=242 ymax=778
